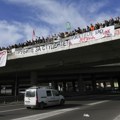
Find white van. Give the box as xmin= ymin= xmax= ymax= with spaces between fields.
xmin=24 ymin=86 xmax=65 ymax=109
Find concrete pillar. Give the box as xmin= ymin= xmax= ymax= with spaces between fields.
xmin=30 ymin=71 xmax=37 ymax=86
xmin=12 ymin=84 xmax=15 ymax=96
xmin=54 ymin=82 xmax=58 ymax=90
xmin=63 ymin=81 xmax=66 ymax=92
xmin=11 ymin=73 xmax=19 ymax=96
xmin=0 ymin=85 xmax=1 ymax=95
xmin=14 ymin=78 xmax=19 ymax=96
xmin=72 ymin=81 xmax=76 ymax=92
xmin=110 ymin=78 xmax=114 ymax=91
xmin=78 ymin=76 xmax=84 ymax=94
xmin=117 ymin=77 xmax=120 ymax=90
xmin=92 ymin=76 xmax=96 ymax=92
xmin=103 ymin=81 xmax=106 ymax=88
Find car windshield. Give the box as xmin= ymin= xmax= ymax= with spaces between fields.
xmin=26 ymin=90 xmax=35 ymax=97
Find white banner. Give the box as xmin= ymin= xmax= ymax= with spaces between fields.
xmin=15 ymin=39 xmax=69 ymax=56
xmin=0 ymin=50 xmax=7 ymax=67
xmin=14 ymin=26 xmax=115 ymax=58
xmin=70 ymin=26 xmax=114 ymax=44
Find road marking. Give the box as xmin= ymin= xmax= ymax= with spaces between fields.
xmin=0 ymin=108 xmax=25 ymax=113
xmin=83 ymin=113 xmax=90 ymax=117
xmin=12 ymin=107 xmax=80 ymax=120
xmin=113 ymin=114 xmax=120 ymax=120
xmin=87 ymin=100 xmax=109 ymax=106
xmin=11 ymin=100 xmax=110 ymax=120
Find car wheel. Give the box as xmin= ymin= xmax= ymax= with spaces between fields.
xmin=39 ymin=102 xmax=45 ymax=109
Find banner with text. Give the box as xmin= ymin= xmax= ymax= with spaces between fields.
xmin=14 ymin=26 xmax=114 ymax=57
xmin=15 ymin=39 xmax=69 ymax=56
xmin=0 ymin=50 xmax=7 ymax=67
xmin=69 ymin=26 xmax=114 ymax=45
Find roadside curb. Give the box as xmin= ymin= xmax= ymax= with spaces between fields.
xmin=0 ymin=101 xmax=23 ymax=106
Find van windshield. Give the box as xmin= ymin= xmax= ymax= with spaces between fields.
xmin=26 ymin=90 xmax=35 ymax=97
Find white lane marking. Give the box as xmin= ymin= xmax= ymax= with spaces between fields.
xmin=113 ymin=114 xmax=120 ymax=120
xmin=83 ymin=113 xmax=90 ymax=117
xmin=12 ymin=107 xmax=80 ymax=120
xmin=87 ymin=100 xmax=109 ymax=106
xmin=0 ymin=108 xmax=25 ymax=113
xmin=12 ymin=100 xmax=110 ymax=120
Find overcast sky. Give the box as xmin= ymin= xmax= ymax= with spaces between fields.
xmin=0 ymin=0 xmax=120 ymax=47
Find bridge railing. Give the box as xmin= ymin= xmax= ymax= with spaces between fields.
xmin=7 ymin=24 xmax=120 ymax=60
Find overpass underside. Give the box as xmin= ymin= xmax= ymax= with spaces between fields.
xmin=0 ymin=65 xmax=120 ymax=96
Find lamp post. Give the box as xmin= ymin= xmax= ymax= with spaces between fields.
xmin=65 ymin=21 xmax=72 ymax=31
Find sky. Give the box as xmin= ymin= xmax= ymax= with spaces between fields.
xmin=0 ymin=0 xmax=120 ymax=47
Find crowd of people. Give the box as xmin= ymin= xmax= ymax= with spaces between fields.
xmin=1 ymin=17 xmax=120 ymax=53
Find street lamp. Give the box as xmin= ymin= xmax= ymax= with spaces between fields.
xmin=65 ymin=21 xmax=72 ymax=31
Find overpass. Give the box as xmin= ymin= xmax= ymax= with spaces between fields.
xmin=0 ymin=25 xmax=120 ymax=97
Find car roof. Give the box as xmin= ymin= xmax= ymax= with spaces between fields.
xmin=26 ymin=86 xmax=53 ymax=90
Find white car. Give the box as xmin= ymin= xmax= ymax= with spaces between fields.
xmin=24 ymin=86 xmax=65 ymax=109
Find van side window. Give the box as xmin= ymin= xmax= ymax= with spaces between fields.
xmin=46 ymin=90 xmax=52 ymax=96
xmin=52 ymin=90 xmax=59 ymax=96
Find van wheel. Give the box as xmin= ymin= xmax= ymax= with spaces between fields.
xmin=39 ymin=102 xmax=45 ymax=109
xmin=60 ymin=99 xmax=65 ymax=106
xmin=26 ymin=107 xmax=31 ymax=109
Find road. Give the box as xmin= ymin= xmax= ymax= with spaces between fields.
xmin=0 ymin=95 xmax=120 ymax=120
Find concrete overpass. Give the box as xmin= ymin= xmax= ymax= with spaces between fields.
xmin=0 ymin=26 xmax=120 ymax=96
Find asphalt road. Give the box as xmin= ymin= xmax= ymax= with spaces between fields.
xmin=0 ymin=95 xmax=120 ymax=120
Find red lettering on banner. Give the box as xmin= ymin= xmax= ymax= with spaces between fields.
xmin=0 ymin=51 xmax=6 ymax=55
xmin=103 ymin=29 xmax=111 ymax=37
xmin=80 ymin=36 xmax=95 ymax=42
xmin=104 ymin=29 xmax=110 ymax=34
xmin=0 ymin=51 xmax=6 ymax=59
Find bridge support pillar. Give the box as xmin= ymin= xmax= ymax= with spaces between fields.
xmin=110 ymin=78 xmax=114 ymax=90
xmin=78 ymin=76 xmax=84 ymax=94
xmin=92 ymin=75 xmax=96 ymax=93
xmin=30 ymin=71 xmax=37 ymax=86
xmin=54 ymin=82 xmax=58 ymax=90
xmin=0 ymin=85 xmax=1 ymax=95
xmin=63 ymin=81 xmax=66 ymax=92
xmin=12 ymin=73 xmax=19 ymax=96
xmin=103 ymin=82 xmax=106 ymax=88
xmin=117 ymin=77 xmax=120 ymax=91
xmin=72 ymin=81 xmax=76 ymax=92
xmin=14 ymin=78 xmax=19 ymax=96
